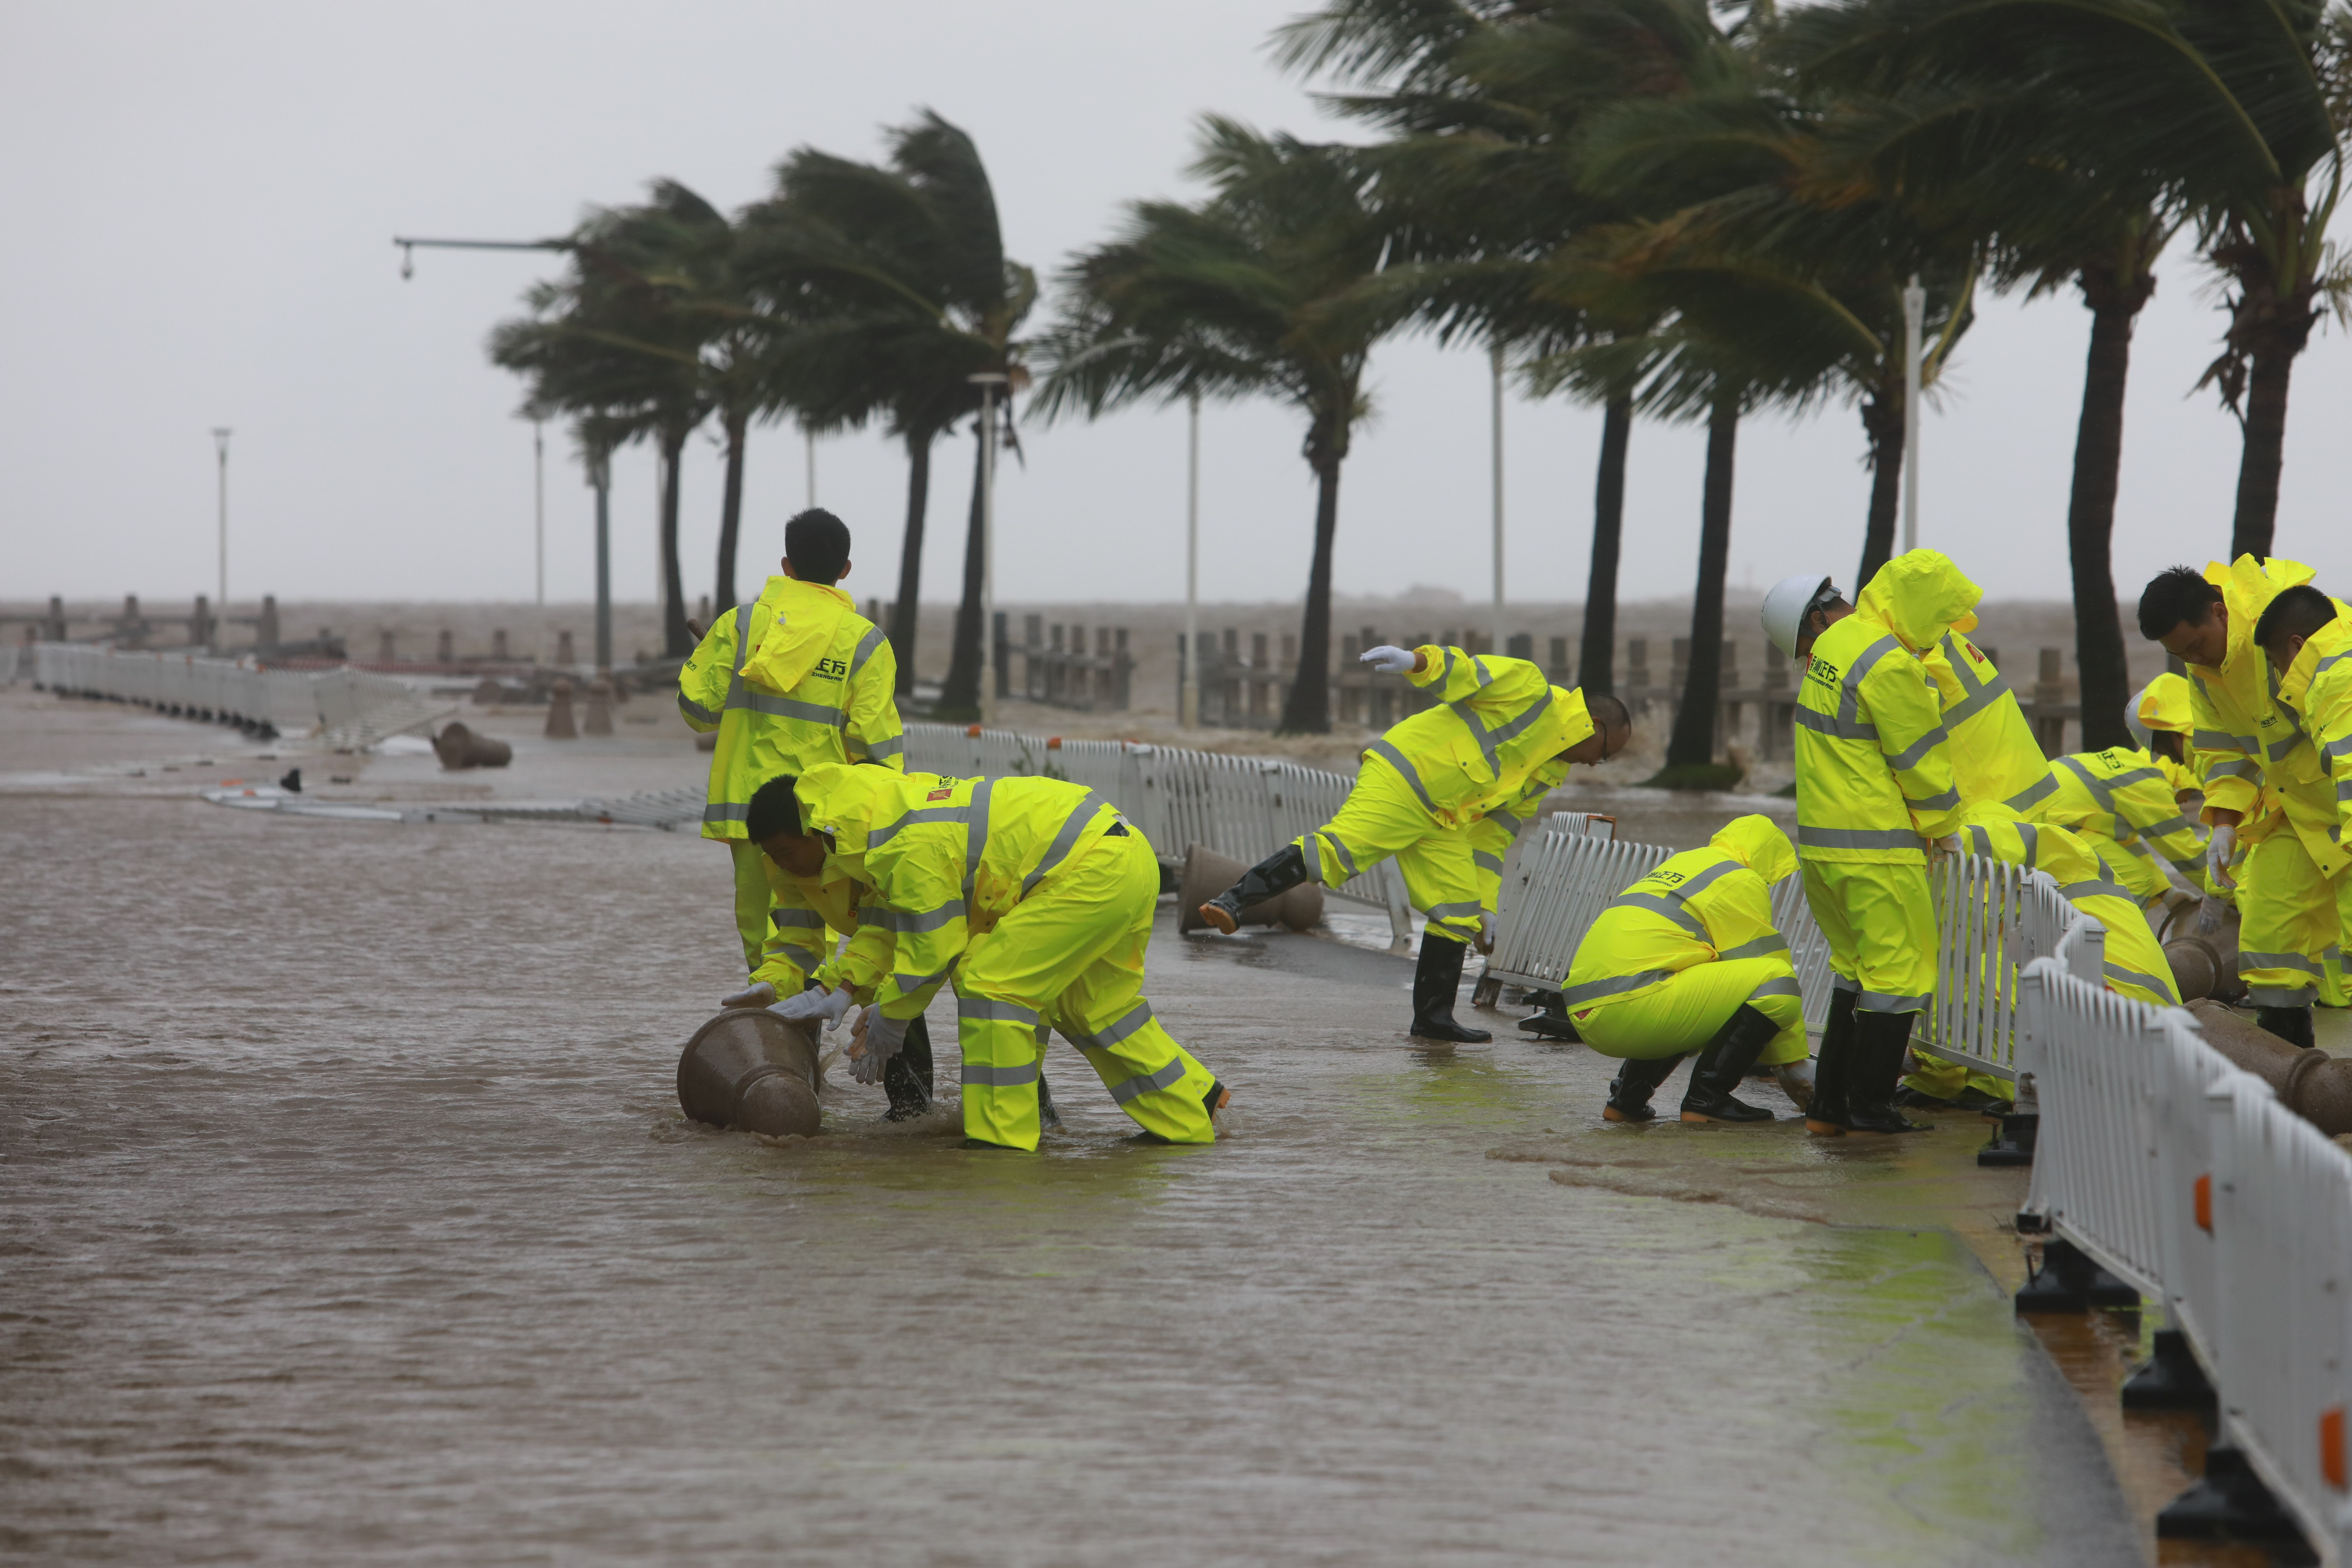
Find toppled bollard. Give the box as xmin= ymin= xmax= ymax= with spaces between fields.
xmin=1175 ymin=843 xmax=1322 ymax=933
xmin=2160 ymin=898 xmax=2246 ymax=1003
xmin=2186 ymin=999 xmax=2352 ymax=1135
xmin=583 ymin=678 xmax=615 ymax=737
xmin=432 ymin=722 xmax=512 ymax=770
xmin=678 ymin=1008 xmax=823 ymax=1138
xmin=545 ymin=678 xmax=578 ymax=740
xmin=473 ymin=676 xmax=503 ymax=706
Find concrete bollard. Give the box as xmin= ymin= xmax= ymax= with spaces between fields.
xmin=2185 ymin=999 xmax=2352 ymax=1135
xmin=545 ymin=678 xmax=578 ymax=740
xmin=433 ymin=721 xmax=512 ymax=770
xmin=555 ymin=630 xmax=575 ymax=666
xmin=678 ymin=1008 xmax=823 ymax=1138
xmin=1175 ymin=843 xmax=1323 ymax=934
xmin=436 ymin=629 xmax=454 ymax=663
xmin=473 ymin=677 xmax=503 ymax=706
xmin=2161 ymin=899 xmax=2246 ymax=1004
xmin=582 ymin=678 xmax=615 ymax=736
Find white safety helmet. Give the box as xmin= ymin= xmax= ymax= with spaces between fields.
xmin=1762 ymin=573 xmax=1836 ymax=661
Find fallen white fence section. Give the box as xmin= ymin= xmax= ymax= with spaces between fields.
xmin=32 ymin=643 xmax=448 ymax=747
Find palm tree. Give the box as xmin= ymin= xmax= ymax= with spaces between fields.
xmin=742 ymin=112 xmax=1032 ymax=713
xmin=1037 ymin=118 xmax=1416 ymax=734
xmin=1274 ymin=0 xmax=1731 ymax=697
xmin=488 ymin=182 xmax=718 ymax=658
xmin=1789 ymin=0 xmax=2352 ymax=562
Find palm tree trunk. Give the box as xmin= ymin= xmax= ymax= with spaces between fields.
xmin=660 ymin=426 xmax=692 ymax=658
xmin=1856 ymin=377 xmax=1903 ymax=593
xmin=2068 ymin=270 xmax=2148 ymax=751
xmin=2230 ymin=343 xmax=2296 ymax=562
xmin=1577 ymin=394 xmax=1631 ymax=695
xmin=715 ymin=406 xmax=749 ymax=610
xmin=1664 ymin=397 xmax=1737 ymax=772
xmin=937 ymin=424 xmax=987 ymax=717
xmin=890 ymin=428 xmax=933 ymax=697
xmin=1280 ymin=451 xmax=1343 ymax=735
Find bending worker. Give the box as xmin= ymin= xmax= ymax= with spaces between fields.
xmin=679 ymin=508 xmax=905 ymax=972
xmin=2140 ymin=560 xmax=2350 ymax=1046
xmin=2251 ymin=584 xmax=2352 ymax=1035
xmin=749 ymin=764 xmax=1226 ymax=1152
xmin=1197 ymin=641 xmax=1633 ymax=1042
xmin=1954 ymin=804 xmax=2182 ymax=1009
xmin=2031 ymin=679 xmax=2216 ymax=910
xmin=1763 ymin=554 xmax=1972 ymax=1136
xmin=1558 ymin=815 xmax=1810 ymax=1125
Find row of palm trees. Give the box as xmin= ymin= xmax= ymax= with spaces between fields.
xmin=491 ymin=0 xmax=2351 ymax=748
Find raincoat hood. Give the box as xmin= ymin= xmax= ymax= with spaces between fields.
xmin=739 ymin=576 xmax=857 ymax=693
xmin=2205 ymin=554 xmax=2315 ymax=672
xmin=2136 ymin=673 xmax=2193 ymax=736
xmin=1709 ymin=814 xmax=1796 ymax=883
xmin=2278 ymin=612 xmax=2352 ymax=708
xmin=1856 ymin=549 xmax=1982 ymax=654
xmin=791 ymin=760 xmax=914 ymax=857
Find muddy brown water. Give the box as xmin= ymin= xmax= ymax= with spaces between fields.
xmin=3 ymin=694 xmax=2171 ymax=1564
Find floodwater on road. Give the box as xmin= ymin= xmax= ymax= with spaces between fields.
xmin=4 ymin=696 xmax=2157 ymax=1564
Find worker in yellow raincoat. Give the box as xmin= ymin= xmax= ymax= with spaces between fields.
xmin=2034 ymin=742 xmax=2217 ymax=906
xmin=756 ymin=763 xmax=1225 ymax=1152
xmin=1559 ymin=815 xmax=1812 ymax=1125
xmin=1953 ymin=804 xmax=2181 ymax=1008
xmin=2140 ymin=560 xmax=2351 ymax=1047
xmin=1195 ymin=642 xmax=1632 ymax=1042
xmin=679 ymin=509 xmax=905 ymax=972
xmin=1762 ymin=552 xmax=1973 ymax=1135
xmin=2252 ymin=585 xmax=2352 ymax=1032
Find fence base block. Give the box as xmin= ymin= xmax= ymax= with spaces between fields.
xmin=2016 ymin=1239 xmax=2140 ymax=1314
xmin=1977 ymin=1111 xmax=2039 ymax=1167
xmin=2155 ymin=1447 xmax=2315 ymax=1558
xmin=2120 ymin=1329 xmax=2218 ymax=1415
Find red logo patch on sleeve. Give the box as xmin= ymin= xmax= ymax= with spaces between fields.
xmin=926 ymin=787 xmax=953 ymax=802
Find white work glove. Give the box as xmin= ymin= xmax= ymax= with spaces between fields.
xmin=1476 ymin=911 xmax=1497 ymax=955
xmin=720 ymin=980 xmax=777 ymax=1010
xmin=770 ymin=983 xmax=856 ymax=1029
xmin=848 ymin=1004 xmax=910 ymax=1086
xmin=1359 ymin=644 xmax=1418 ymax=675
xmin=1929 ymin=833 xmax=1962 ymax=859
xmin=2206 ymin=822 xmax=2238 ymax=890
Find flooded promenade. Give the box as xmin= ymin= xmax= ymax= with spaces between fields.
xmin=1 ymin=690 xmax=2199 ymax=1564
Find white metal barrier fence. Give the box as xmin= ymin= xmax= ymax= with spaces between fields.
xmin=2020 ymin=959 xmax=2352 ymax=1566
xmin=32 ymin=643 xmax=448 ymax=747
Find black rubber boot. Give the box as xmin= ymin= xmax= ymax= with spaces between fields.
xmin=1845 ymin=1009 xmax=1933 ymax=1134
xmin=1199 ymin=845 xmax=1309 ymax=934
xmin=1806 ymin=988 xmax=1858 ymax=1136
xmin=1679 ymin=1004 xmax=1782 ymax=1124
xmin=1605 ymin=1053 xmax=1685 ymax=1122
xmin=1038 ymin=1069 xmax=1062 ymax=1130
xmin=883 ymin=1014 xmax=936 ymax=1121
xmin=1409 ymin=934 xmax=1492 ymax=1042
xmin=2256 ymin=1004 xmax=2317 ymax=1049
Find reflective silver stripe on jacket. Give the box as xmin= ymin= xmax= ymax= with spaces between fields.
xmin=1799 ymin=825 xmax=1921 ymax=850
xmin=678 ymin=693 xmax=719 ymax=724
xmin=704 ymin=803 xmax=750 ymax=823
xmin=1903 ymin=785 xmax=1961 ymax=812
xmin=1885 ymin=725 xmax=1950 ymax=772
xmin=963 ymin=778 xmax=994 ymax=903
xmin=960 ymin=995 xmax=1040 ymax=1027
xmin=861 ymin=735 xmax=905 ymax=760
xmin=771 ymin=908 xmax=827 ymax=930
xmin=1840 ymin=636 xmax=1904 ymax=733
xmin=1022 ymin=791 xmax=1106 ymax=895
xmin=720 ymin=601 xmax=758 ymax=715
xmin=1747 ymin=975 xmax=1803 ymax=1001
xmin=1423 ymin=901 xmax=1483 ymax=920
xmin=2004 ymin=772 xmax=2058 ymax=812
xmin=1718 ymin=933 xmax=1790 ymax=961
xmin=2102 ymin=962 xmax=2174 ymax=997
xmin=1606 ymin=858 xmax=1740 ymax=944
xmin=729 ymin=692 xmax=845 ymax=723
xmin=1446 ymin=688 xmax=1552 ymax=774
xmin=2059 ymin=879 xmax=2134 ymax=903
xmin=1366 ymin=740 xmax=1437 ymax=813
xmin=1795 ymin=705 xmax=1879 ymax=742
xmin=1560 ymin=969 xmax=1674 ymax=1006
xmin=1108 ymin=1057 xmax=1188 ymax=1105
xmin=856 ymin=904 xmax=890 ymax=930
xmin=1486 ymin=809 xmax=1525 ymax=835
xmin=2195 ymin=727 xmax=2259 ymax=753
xmin=2240 ymin=950 xmax=2322 ymax=976
xmin=892 ymin=900 xmax=966 ymax=934
xmin=848 ymin=625 xmax=886 ymax=679
xmin=2246 ymin=984 xmax=2318 ymax=1007
xmin=2325 ymin=736 xmax=2352 ymax=765
xmin=1857 ymin=989 xmax=1930 ymax=1013
xmin=892 ymin=964 xmax=956 ymax=992
xmin=1473 ymin=850 xmax=1504 ymax=875
xmin=1937 ymin=633 xmax=2017 ymax=726
xmin=2206 ymin=758 xmax=2262 ymax=781
xmin=867 ymin=799 xmax=979 ymax=848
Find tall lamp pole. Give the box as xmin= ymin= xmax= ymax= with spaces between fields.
xmin=1184 ymin=391 xmax=1202 ymax=728
xmin=968 ymin=373 xmax=1009 ymax=726
xmin=211 ymin=428 xmax=232 ymax=645
xmin=532 ymin=419 xmax=546 ymax=664
xmin=1489 ymin=344 xmax=1506 ymax=654
xmin=1902 ymin=274 xmax=1925 ymax=553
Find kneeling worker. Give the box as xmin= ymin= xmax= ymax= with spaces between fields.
xmin=1559 ymin=816 xmax=1809 ymax=1124
xmin=1197 ymin=641 xmax=1633 ymax=1041
xmin=750 ymin=765 xmax=1225 ymax=1151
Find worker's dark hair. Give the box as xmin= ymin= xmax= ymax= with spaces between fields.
xmin=745 ymin=775 xmax=804 ymax=842
xmin=2253 ymin=584 xmax=2338 ymax=650
xmin=1586 ymin=692 xmax=1632 ymax=735
xmin=784 ymin=509 xmax=852 ymax=583
xmin=2136 ymin=566 xmax=2224 ymax=641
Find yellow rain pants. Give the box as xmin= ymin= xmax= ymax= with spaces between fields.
xmin=2238 ymin=832 xmax=2352 ymax=1009
xmin=1801 ymin=860 xmax=1937 ymax=1015
xmin=1296 ymin=752 xmax=1485 ymax=943
xmin=728 ymin=840 xmax=774 ymax=972
xmin=1572 ymin=958 xmax=1807 ymax=1065
xmin=955 ymin=829 xmax=1219 ymax=1152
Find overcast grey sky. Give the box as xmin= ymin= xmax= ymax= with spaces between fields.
xmin=4 ymin=1 xmax=2348 ymax=618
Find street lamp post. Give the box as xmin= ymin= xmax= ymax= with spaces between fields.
xmin=211 ymin=427 xmax=232 ymax=649
xmin=533 ymin=419 xmax=546 ymax=665
xmin=1902 ymin=274 xmax=1925 ymax=553
xmin=968 ymin=372 xmax=1009 ymax=726
xmin=1184 ymin=390 xmax=1201 ymax=729
xmin=1489 ymin=344 xmax=1506 ymax=653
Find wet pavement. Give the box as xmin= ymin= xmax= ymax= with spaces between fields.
xmin=0 ymin=688 xmax=2274 ymax=1564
